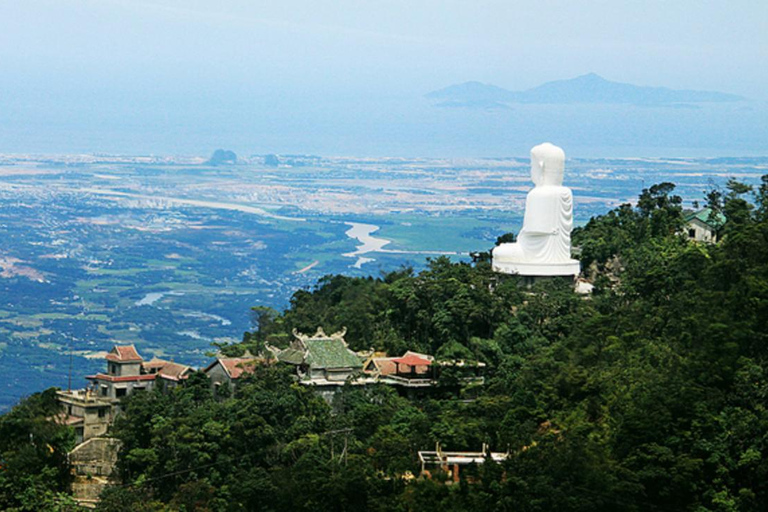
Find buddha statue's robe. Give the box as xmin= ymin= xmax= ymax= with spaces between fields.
xmin=515 ymin=185 xmax=574 ymax=263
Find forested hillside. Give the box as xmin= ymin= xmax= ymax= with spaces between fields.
xmin=2 ymin=177 xmax=768 ymax=511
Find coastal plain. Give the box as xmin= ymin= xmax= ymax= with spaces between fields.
xmin=0 ymin=153 xmax=765 ymax=408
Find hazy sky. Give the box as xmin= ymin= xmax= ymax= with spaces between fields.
xmin=2 ymin=0 xmax=765 ymax=95
xmin=0 ymin=1 xmax=766 ymax=155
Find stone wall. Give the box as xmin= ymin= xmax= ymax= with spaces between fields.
xmin=69 ymin=437 xmax=122 ymax=508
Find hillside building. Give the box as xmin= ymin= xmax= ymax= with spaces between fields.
xmin=203 ymin=354 xmax=261 ymax=394
xmin=268 ymin=327 xmax=363 ymax=385
xmin=362 ymin=350 xmax=486 ymax=388
xmin=683 ymin=207 xmax=725 ymax=243
xmin=57 ymin=345 xmax=192 ymax=442
xmin=418 ymin=443 xmax=509 ymax=483
xmin=86 ymin=345 xmax=192 ymax=399
xmin=363 ymin=351 xmax=435 ymax=387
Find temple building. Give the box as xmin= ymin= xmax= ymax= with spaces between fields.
xmin=267 ymin=327 xmax=363 ymax=386
xmin=361 ymin=350 xmax=486 ymax=390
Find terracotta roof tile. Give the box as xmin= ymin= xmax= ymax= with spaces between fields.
xmin=392 ymin=354 xmax=432 ymax=367
xmin=86 ymin=373 xmax=156 ymax=383
xmin=105 ymin=345 xmax=143 ymax=362
xmin=206 ymin=357 xmax=259 ymax=379
xmin=373 ymin=358 xmax=398 ymax=376
xmin=143 ymin=359 xmax=192 ymax=381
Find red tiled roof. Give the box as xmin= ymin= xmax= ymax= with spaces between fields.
xmin=392 ymin=354 xmax=432 ymax=367
xmin=143 ymin=359 xmax=191 ymax=381
xmin=368 ymin=358 xmax=397 ymax=376
xmin=86 ymin=373 xmax=156 ymax=383
xmin=105 ymin=345 xmax=142 ymax=362
xmin=204 ymin=357 xmax=258 ymax=379
xmin=142 ymin=359 xmax=167 ymax=369
xmin=222 ymin=358 xmax=258 ymax=379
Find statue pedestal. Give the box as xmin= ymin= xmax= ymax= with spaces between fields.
xmin=491 ymin=259 xmax=580 ymax=277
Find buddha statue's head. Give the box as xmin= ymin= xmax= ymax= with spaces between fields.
xmin=530 ymin=142 xmax=565 ymax=187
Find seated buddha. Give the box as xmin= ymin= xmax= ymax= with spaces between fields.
xmin=492 ymin=143 xmax=581 ymax=276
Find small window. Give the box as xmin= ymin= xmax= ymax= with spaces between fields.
xmin=98 ymin=408 xmax=107 ymax=418
xmin=115 ymin=388 xmax=127 ymax=398
xmin=688 ymin=229 xmax=696 ymax=239
xmin=100 ymin=386 xmax=108 ymax=397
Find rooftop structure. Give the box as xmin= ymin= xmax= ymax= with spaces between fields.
xmin=268 ymin=327 xmax=363 ymax=386
xmin=87 ymin=346 xmax=192 ymax=399
xmin=55 ymin=389 xmax=114 ymax=444
xmin=418 ymin=443 xmax=509 ymax=483
xmin=104 ymin=345 xmax=142 ymax=362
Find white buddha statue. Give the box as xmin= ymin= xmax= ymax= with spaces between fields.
xmin=492 ymin=143 xmax=581 ymax=276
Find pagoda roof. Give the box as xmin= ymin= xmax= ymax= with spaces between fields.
xmin=105 ymin=345 xmax=142 ymax=363
xmin=305 ymin=338 xmax=363 ymax=370
xmin=275 ymin=347 xmax=305 ymax=365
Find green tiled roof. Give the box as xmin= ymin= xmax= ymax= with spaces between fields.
xmin=684 ymin=208 xmax=725 ymax=227
xmin=305 ymin=339 xmax=363 ymax=370
xmin=277 ymin=348 xmax=305 ymax=365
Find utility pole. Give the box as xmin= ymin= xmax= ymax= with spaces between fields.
xmin=68 ymin=347 xmax=73 ymax=392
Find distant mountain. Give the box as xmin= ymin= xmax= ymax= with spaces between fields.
xmin=426 ymin=73 xmax=745 ymax=107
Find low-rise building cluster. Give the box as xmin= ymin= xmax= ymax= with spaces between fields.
xmin=57 ymin=327 xmax=486 ymax=444
xmin=55 ymin=327 xmax=488 ymax=507
xmin=56 ymin=345 xmax=193 ymax=443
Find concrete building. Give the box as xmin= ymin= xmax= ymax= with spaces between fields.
xmin=56 ymin=389 xmax=114 ymax=444
xmin=683 ymin=207 xmax=725 ymax=243
xmin=86 ymin=345 xmax=193 ymax=400
xmin=203 ymin=355 xmax=260 ymax=394
xmin=57 ymin=344 xmax=193 ymax=442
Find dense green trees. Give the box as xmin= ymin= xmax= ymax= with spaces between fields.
xmin=3 ymin=178 xmax=768 ymax=510
xmin=0 ymin=389 xmax=76 ymax=511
